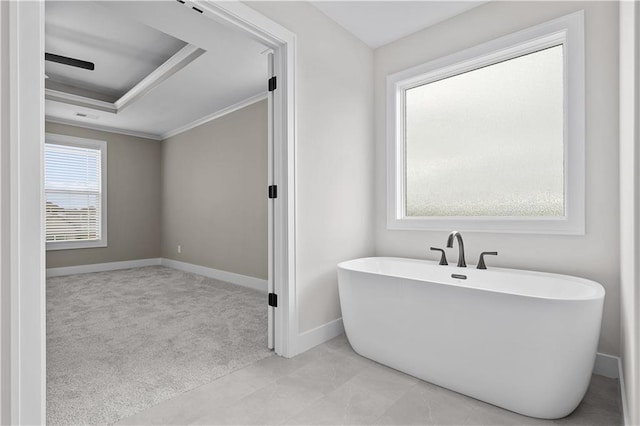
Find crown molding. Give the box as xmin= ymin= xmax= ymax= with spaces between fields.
xmin=45 ymin=88 xmax=117 ymax=114
xmin=161 ymin=92 xmax=267 ymax=139
xmin=45 ymin=116 xmax=162 ymax=140
xmin=45 ymin=92 xmax=265 ymax=142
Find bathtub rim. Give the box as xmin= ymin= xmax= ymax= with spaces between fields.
xmin=337 ymin=256 xmax=605 ymax=302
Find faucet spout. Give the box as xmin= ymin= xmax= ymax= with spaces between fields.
xmin=446 ymin=231 xmax=467 ymax=268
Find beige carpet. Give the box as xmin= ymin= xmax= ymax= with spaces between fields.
xmin=47 ymin=266 xmax=272 ymax=425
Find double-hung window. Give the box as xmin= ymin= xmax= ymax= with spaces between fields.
xmin=387 ymin=11 xmax=585 ymax=234
xmin=45 ymin=133 xmax=107 ymax=250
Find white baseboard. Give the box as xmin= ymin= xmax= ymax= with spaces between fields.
xmin=46 ymin=258 xmax=162 ymax=277
xmin=618 ymin=357 xmax=629 ymax=426
xmin=46 ymin=258 xmax=268 ymax=295
xmin=593 ymin=353 xmax=628 ymax=425
xmin=594 ymin=352 xmax=621 ymax=379
xmin=296 ymin=317 xmax=345 ymax=355
xmin=160 ymin=258 xmax=267 ymax=293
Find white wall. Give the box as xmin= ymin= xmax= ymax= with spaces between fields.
xmin=374 ymin=1 xmax=620 ymax=357
xmin=0 ymin=1 xmax=8 ymax=422
xmin=619 ymin=1 xmax=639 ymax=423
xmin=245 ymin=1 xmax=375 ymax=333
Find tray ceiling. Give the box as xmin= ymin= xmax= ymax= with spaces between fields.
xmin=45 ymin=1 xmax=269 ymax=140
xmin=46 ymin=1 xmax=188 ymax=101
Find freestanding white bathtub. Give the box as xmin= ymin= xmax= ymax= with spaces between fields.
xmin=337 ymin=257 xmax=605 ymax=419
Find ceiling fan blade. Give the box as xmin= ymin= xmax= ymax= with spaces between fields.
xmin=45 ymin=53 xmax=95 ymax=71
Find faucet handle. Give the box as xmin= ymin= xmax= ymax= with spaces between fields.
xmin=477 ymin=251 xmax=498 ymax=270
xmin=430 ymin=247 xmax=448 ymax=266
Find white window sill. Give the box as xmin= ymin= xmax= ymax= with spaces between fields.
xmin=387 ymin=216 xmax=584 ymax=235
xmin=46 ymin=240 xmax=108 ymax=251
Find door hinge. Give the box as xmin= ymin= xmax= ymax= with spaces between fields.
xmin=268 ymin=185 xmax=278 ymax=199
xmin=268 ymin=293 xmax=278 ymax=307
xmin=268 ymin=76 xmax=277 ymax=92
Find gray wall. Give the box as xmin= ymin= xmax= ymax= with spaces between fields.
xmin=246 ymin=2 xmax=376 ymax=333
xmin=374 ymin=1 xmax=620 ymax=356
xmin=161 ymin=100 xmax=268 ymax=280
xmin=45 ymin=123 xmax=162 ymax=268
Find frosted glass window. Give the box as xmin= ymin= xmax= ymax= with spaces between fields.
xmin=387 ymin=12 xmax=584 ymax=233
xmin=404 ymin=45 xmax=564 ymax=217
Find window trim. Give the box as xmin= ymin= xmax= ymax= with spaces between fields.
xmin=45 ymin=133 xmax=108 ymax=250
xmin=386 ymin=11 xmax=585 ymax=234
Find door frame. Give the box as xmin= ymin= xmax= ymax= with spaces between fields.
xmin=5 ymin=1 xmax=297 ymax=424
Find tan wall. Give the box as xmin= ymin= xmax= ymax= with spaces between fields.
xmin=45 ymin=123 xmax=162 ymax=268
xmin=246 ymin=2 xmax=376 ymax=333
xmin=374 ymin=1 xmax=620 ymax=356
xmin=161 ymin=100 xmax=268 ymax=280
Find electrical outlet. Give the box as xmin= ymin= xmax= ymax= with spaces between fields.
xmin=177 ymin=245 xmax=182 ymax=254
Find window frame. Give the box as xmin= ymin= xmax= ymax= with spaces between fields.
xmin=45 ymin=133 xmax=108 ymax=250
xmin=386 ymin=11 xmax=585 ymax=234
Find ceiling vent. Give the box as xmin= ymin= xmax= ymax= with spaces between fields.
xmin=74 ymin=112 xmax=99 ymax=120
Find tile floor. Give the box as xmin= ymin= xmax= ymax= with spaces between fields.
xmin=118 ymin=335 xmax=622 ymax=425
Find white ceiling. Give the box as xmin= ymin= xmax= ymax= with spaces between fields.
xmin=45 ymin=1 xmax=269 ymax=140
xmin=310 ymin=1 xmax=488 ymax=49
